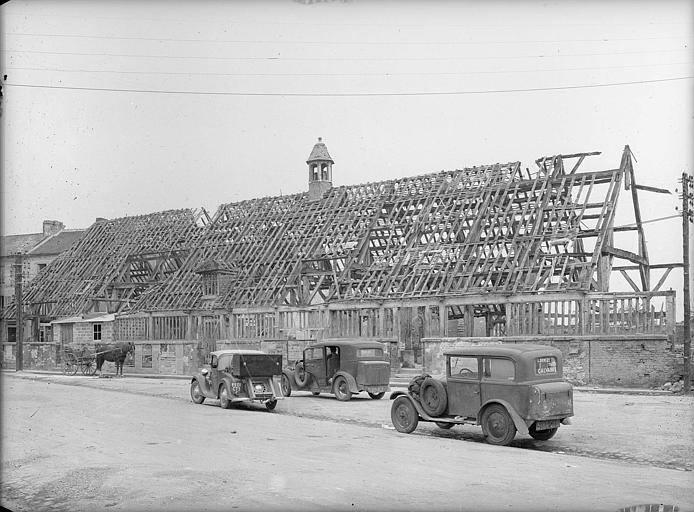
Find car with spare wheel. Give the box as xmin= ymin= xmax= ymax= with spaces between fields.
xmin=281 ymin=339 xmax=391 ymax=401
xmin=190 ymin=349 xmax=283 ymax=411
xmin=390 ymin=344 xmax=573 ymax=445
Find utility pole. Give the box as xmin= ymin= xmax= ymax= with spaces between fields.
xmin=13 ymin=253 xmax=24 ymax=371
xmin=681 ymin=172 xmax=693 ymax=393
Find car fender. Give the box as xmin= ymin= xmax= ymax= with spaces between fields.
xmin=390 ymin=392 xmax=432 ymax=419
xmin=333 ymin=371 xmax=359 ymax=394
xmin=191 ymin=375 xmax=214 ymax=398
xmin=479 ymin=399 xmax=529 ymax=435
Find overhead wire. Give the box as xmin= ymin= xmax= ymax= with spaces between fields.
xmin=3 ymin=47 xmax=690 ymax=62
xmin=5 ymin=61 xmax=691 ymax=78
xmin=5 ymin=75 xmax=692 ymax=97
xmin=5 ymin=31 xmax=687 ymax=45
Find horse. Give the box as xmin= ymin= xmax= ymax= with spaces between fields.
xmin=95 ymin=342 xmax=135 ymax=376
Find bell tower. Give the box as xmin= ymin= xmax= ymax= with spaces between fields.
xmin=307 ymin=137 xmax=333 ymax=201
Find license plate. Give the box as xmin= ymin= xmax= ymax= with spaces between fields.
xmin=535 ymin=419 xmax=560 ymax=431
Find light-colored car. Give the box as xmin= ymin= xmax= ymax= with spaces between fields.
xmin=190 ymin=349 xmax=283 ymax=411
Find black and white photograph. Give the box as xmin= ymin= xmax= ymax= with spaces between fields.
xmin=1 ymin=1 xmax=692 ymax=511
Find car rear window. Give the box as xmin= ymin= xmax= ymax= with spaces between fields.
xmin=358 ymin=348 xmax=383 ymax=358
xmin=535 ymin=356 xmax=558 ymax=375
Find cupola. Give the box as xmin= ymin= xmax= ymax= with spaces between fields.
xmin=307 ymin=137 xmax=334 ymax=201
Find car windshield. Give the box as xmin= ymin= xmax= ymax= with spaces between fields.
xmin=358 ymin=348 xmax=383 ymax=358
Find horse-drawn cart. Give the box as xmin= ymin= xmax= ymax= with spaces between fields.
xmin=61 ymin=345 xmax=97 ymax=376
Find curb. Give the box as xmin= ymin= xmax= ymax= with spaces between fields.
xmin=2 ymin=369 xmax=682 ymax=395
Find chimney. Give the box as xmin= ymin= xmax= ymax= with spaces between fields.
xmin=42 ymin=220 xmax=64 ymax=237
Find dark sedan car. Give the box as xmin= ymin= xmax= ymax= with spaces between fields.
xmin=390 ymin=344 xmax=573 ymax=445
xmin=282 ymin=339 xmax=391 ymax=401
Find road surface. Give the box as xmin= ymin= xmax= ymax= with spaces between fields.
xmin=1 ymin=373 xmax=692 ymax=512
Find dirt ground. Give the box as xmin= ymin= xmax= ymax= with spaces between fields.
xmin=1 ymin=373 xmax=692 ymax=512
xmin=5 ymin=372 xmax=692 ymax=470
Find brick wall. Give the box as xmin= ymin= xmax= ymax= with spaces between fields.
xmin=422 ymin=335 xmax=677 ymax=388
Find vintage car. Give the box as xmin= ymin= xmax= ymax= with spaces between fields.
xmin=190 ymin=349 xmax=283 ymax=411
xmin=390 ymin=344 xmax=573 ymax=445
xmin=281 ymin=339 xmax=391 ymax=401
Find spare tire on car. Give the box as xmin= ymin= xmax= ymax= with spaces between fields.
xmin=407 ymin=374 xmax=431 ymax=397
xmin=419 ymin=377 xmax=448 ymax=417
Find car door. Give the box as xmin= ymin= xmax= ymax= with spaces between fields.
xmin=209 ymin=354 xmax=221 ymax=394
xmin=445 ymin=355 xmax=481 ymax=418
xmin=304 ymin=347 xmax=327 ymax=387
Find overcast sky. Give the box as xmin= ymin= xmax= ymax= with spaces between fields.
xmin=1 ymin=0 xmax=692 ymax=312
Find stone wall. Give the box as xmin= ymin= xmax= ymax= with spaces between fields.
xmin=1 ymin=337 xmax=401 ymax=376
xmin=1 ymin=342 xmax=59 ymax=370
xmin=421 ymin=335 xmax=677 ymax=388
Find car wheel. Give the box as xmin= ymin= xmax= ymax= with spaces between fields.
xmin=391 ymin=396 xmax=419 ymax=433
xmin=295 ymin=362 xmax=309 ymax=387
xmin=368 ymin=392 xmax=385 ymax=400
xmin=219 ymin=385 xmax=232 ymax=409
xmin=529 ymin=424 xmax=558 ymax=441
xmin=435 ymin=422 xmax=454 ymax=430
xmin=481 ymin=404 xmax=517 ymax=446
xmin=281 ymin=374 xmax=292 ymax=397
xmin=333 ymin=376 xmax=352 ymax=401
xmin=265 ymin=399 xmax=277 ymax=411
xmin=419 ymin=378 xmax=447 ymax=417
xmin=190 ymin=380 xmax=205 ymax=404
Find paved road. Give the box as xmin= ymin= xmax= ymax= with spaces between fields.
xmin=2 ymin=375 xmax=692 ymax=512
xmin=4 ymin=372 xmax=692 ymax=471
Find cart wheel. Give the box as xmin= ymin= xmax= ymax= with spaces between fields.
xmin=64 ymin=360 xmax=78 ymax=376
xmin=81 ymin=360 xmax=97 ymax=376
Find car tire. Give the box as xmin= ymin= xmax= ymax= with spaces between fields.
xmin=391 ymin=396 xmax=419 ymax=434
xmin=190 ymin=380 xmax=205 ymax=404
xmin=419 ymin=378 xmax=447 ymax=417
xmin=529 ymin=424 xmax=558 ymax=441
xmin=435 ymin=422 xmax=454 ymax=429
xmin=368 ymin=392 xmax=385 ymax=400
xmin=265 ymin=399 xmax=277 ymax=411
xmin=219 ymin=385 xmax=232 ymax=409
xmin=295 ymin=362 xmax=310 ymax=387
xmin=281 ymin=374 xmax=292 ymax=397
xmin=333 ymin=376 xmax=352 ymax=401
xmin=481 ymin=404 xmax=517 ymax=446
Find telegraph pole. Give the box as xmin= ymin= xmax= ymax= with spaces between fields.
xmin=681 ymin=172 xmax=693 ymax=393
xmin=14 ymin=253 xmax=24 ymax=371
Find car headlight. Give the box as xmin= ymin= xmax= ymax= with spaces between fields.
xmin=254 ymin=383 xmax=267 ymax=393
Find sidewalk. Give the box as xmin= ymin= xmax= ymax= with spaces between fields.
xmin=1 ymin=368 xmax=678 ymax=395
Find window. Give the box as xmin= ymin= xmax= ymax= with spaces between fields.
xmin=535 ymin=356 xmax=558 ymax=375
xmin=142 ymin=344 xmax=152 ymax=368
xmin=61 ymin=324 xmax=73 ymax=344
xmin=93 ymin=324 xmax=102 ymax=341
xmin=358 ymin=348 xmax=383 ymax=358
xmin=218 ymin=354 xmax=232 ymax=371
xmin=305 ymin=347 xmax=323 ymax=360
xmin=449 ymin=356 xmax=478 ymax=379
xmin=8 ymin=327 xmax=16 ymax=343
xmin=483 ymin=358 xmax=515 ymax=381
xmin=202 ymin=274 xmax=219 ymax=296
